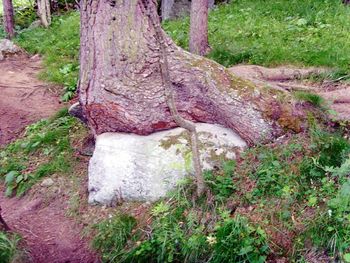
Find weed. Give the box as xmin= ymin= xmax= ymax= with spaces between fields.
xmin=0 ymin=108 xmax=80 ymax=196
xmin=92 ymin=214 xmax=137 ymax=262
xmin=212 ymin=216 xmax=269 ymax=263
xmin=294 ymin=91 xmax=325 ymax=108
xmin=204 ymin=160 xmax=237 ymax=201
xmin=0 ymin=232 xmax=22 ymax=263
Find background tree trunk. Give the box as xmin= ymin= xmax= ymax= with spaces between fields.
xmin=189 ymin=0 xmax=210 ymax=56
xmin=161 ymin=0 xmax=174 ymax=20
xmin=37 ymin=0 xmax=51 ymax=27
xmin=79 ymin=0 xmax=302 ymax=146
xmin=2 ymin=0 xmax=15 ymax=39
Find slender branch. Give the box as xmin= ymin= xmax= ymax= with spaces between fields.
xmin=143 ymin=0 xmax=205 ymax=196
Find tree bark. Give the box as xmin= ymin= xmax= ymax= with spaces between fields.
xmin=146 ymin=1 xmax=205 ymax=196
xmin=161 ymin=0 xmax=174 ymax=20
xmin=79 ymin=0 xmax=302 ymax=146
xmin=37 ymin=0 xmax=51 ymax=27
xmin=189 ymin=0 xmax=210 ymax=56
xmin=2 ymin=0 xmax=15 ymax=39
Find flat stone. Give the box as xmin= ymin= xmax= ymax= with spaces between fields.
xmin=0 ymin=39 xmax=21 ymax=60
xmin=41 ymin=178 xmax=54 ymax=187
xmin=88 ymin=123 xmax=246 ymax=205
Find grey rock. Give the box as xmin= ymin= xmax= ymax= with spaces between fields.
xmin=68 ymin=102 xmax=88 ymax=124
xmin=41 ymin=178 xmax=54 ymax=187
xmin=0 ymin=39 xmax=21 ymax=60
xmin=88 ymin=123 xmax=246 ymax=205
xmin=28 ymin=20 xmax=42 ymax=30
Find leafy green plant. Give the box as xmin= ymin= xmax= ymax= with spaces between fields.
xmin=0 ymin=109 xmax=78 ymax=196
xmin=0 ymin=232 xmax=22 ymax=263
xmin=93 ymin=214 xmax=137 ymax=262
xmin=212 ymin=216 xmax=269 ymax=263
xmin=306 ymin=179 xmax=350 ymax=260
xmin=294 ymin=91 xmax=325 ymax=108
xmin=205 ymin=160 xmax=237 ymax=201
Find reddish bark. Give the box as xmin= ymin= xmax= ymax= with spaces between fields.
xmin=2 ymin=0 xmax=15 ymax=39
xmin=189 ymin=0 xmax=210 ymax=56
xmin=79 ymin=0 xmax=301 ymax=146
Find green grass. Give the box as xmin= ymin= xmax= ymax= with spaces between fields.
xmin=0 ymin=232 xmax=23 ymax=263
xmin=0 ymin=108 xmax=82 ymax=196
xmin=164 ymin=0 xmax=350 ymax=74
xmin=294 ymin=91 xmax=326 ymax=107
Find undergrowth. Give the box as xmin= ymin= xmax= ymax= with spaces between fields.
xmin=0 ymin=108 xmax=82 ymax=196
xmin=0 ymin=232 xmax=23 ymax=263
xmin=92 ymin=120 xmax=350 ymax=262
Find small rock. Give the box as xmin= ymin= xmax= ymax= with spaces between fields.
xmin=0 ymin=39 xmax=21 ymax=60
xmin=41 ymin=178 xmax=54 ymax=187
xmin=28 ymin=20 xmax=42 ymax=30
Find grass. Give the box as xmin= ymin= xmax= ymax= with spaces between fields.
xmin=294 ymin=91 xmax=326 ymax=107
xmin=164 ymin=0 xmax=350 ymax=74
xmin=0 ymin=108 xmax=84 ymax=196
xmin=0 ymin=232 xmax=23 ymax=263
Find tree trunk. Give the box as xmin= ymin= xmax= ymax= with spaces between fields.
xmin=79 ymin=0 xmax=302 ymax=146
xmin=161 ymin=0 xmax=174 ymax=20
xmin=189 ymin=0 xmax=210 ymax=56
xmin=2 ymin=0 xmax=15 ymax=39
xmin=37 ymin=0 xmax=51 ymax=27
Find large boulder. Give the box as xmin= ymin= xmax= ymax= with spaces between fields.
xmin=88 ymin=123 xmax=246 ymax=205
xmin=0 ymin=39 xmax=21 ymax=60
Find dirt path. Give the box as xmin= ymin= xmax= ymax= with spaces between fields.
xmin=0 ymin=54 xmax=61 ymax=145
xmin=0 ymin=189 xmax=98 ymax=263
xmin=0 ymin=54 xmax=99 ymax=262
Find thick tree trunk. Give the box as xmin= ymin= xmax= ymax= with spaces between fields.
xmin=37 ymin=0 xmax=51 ymax=27
xmin=189 ymin=0 xmax=210 ymax=56
xmin=2 ymin=0 xmax=15 ymax=39
xmin=79 ymin=0 xmax=301 ymax=146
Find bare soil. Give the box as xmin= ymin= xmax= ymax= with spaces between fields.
xmin=0 ymin=54 xmax=99 ymax=263
xmin=0 ymin=54 xmax=61 ymax=145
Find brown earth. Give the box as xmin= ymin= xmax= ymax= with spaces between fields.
xmin=0 ymin=54 xmax=62 ymax=145
xmin=0 ymin=54 xmax=99 ymax=263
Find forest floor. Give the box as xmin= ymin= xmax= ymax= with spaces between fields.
xmin=0 ymin=54 xmax=349 ymax=263
xmin=0 ymin=54 xmax=99 ymax=263
xmin=0 ymin=54 xmax=61 ymax=145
